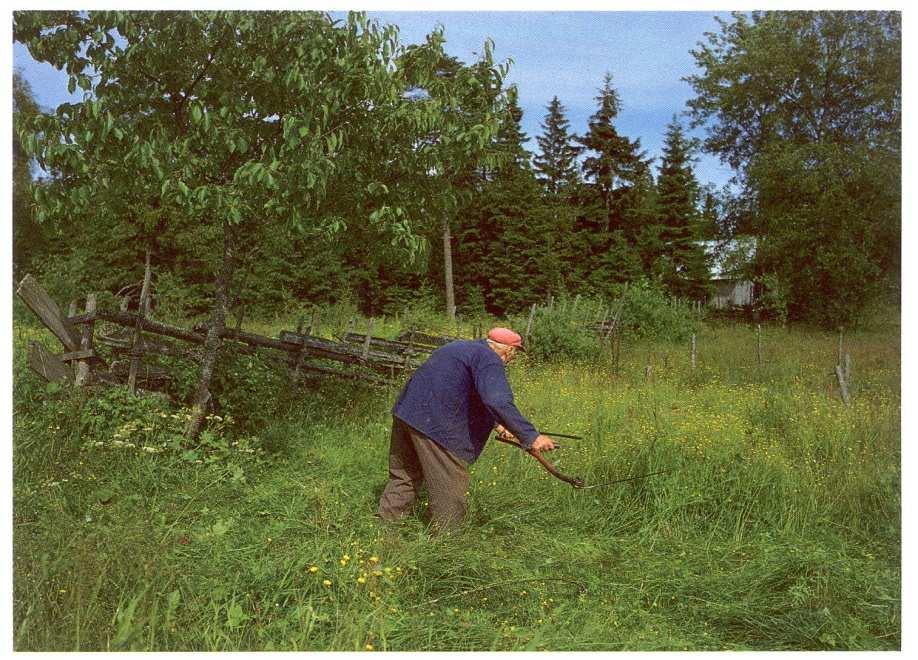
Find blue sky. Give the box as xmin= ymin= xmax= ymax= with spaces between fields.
xmin=12 ymin=10 xmax=735 ymax=190
xmin=365 ymin=11 xmax=735 ymax=188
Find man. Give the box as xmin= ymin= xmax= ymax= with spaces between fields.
xmin=377 ymin=327 xmax=556 ymax=530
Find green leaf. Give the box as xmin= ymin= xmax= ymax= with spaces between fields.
xmin=191 ymin=104 xmax=202 ymax=124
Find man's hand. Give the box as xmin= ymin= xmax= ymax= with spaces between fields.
xmin=530 ymin=434 xmax=556 ymax=452
xmin=495 ymin=424 xmax=514 ymax=442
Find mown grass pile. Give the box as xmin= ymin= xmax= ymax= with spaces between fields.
xmin=12 ymin=309 xmax=900 ymax=650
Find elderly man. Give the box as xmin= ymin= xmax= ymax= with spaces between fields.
xmin=377 ymin=327 xmax=555 ymax=530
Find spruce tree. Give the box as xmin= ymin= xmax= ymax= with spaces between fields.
xmin=533 ymin=96 xmax=579 ymax=195
xmin=494 ymin=86 xmax=532 ymax=174
xmin=569 ymin=73 xmax=652 ymax=294
xmin=455 ymin=85 xmax=567 ymax=313
xmin=655 ymin=116 xmax=713 ymax=300
xmin=577 ymin=73 xmax=648 ymax=224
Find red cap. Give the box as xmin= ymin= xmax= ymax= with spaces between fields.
xmin=487 ymin=327 xmax=525 ymax=350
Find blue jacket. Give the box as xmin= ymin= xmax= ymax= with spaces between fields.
xmin=393 ymin=339 xmax=540 ymax=464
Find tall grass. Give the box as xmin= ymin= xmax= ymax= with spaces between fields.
xmin=12 ymin=311 xmax=900 ymax=651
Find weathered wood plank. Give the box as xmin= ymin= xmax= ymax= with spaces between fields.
xmin=395 ymin=331 xmax=461 ymax=348
xmin=16 ymin=275 xmax=80 ymax=351
xmin=340 ymin=332 xmax=429 ymax=356
xmin=60 ymin=349 xmax=98 ymax=362
xmin=70 ymin=310 xmax=207 ymax=345
xmin=27 ymin=341 xmax=72 ymax=383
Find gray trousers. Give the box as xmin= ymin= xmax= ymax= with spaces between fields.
xmin=377 ymin=417 xmax=470 ymax=529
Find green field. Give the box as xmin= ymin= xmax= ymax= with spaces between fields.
xmin=12 ymin=311 xmax=900 ymax=651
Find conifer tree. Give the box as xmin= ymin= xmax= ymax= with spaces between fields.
xmin=455 ymin=85 xmax=567 ymax=313
xmin=494 ymin=86 xmax=532 ymax=174
xmin=655 ymin=117 xmax=713 ymax=300
xmin=533 ymin=96 xmax=579 ymax=195
xmin=569 ymin=73 xmax=652 ymax=294
xmin=577 ymin=73 xmax=648 ymax=224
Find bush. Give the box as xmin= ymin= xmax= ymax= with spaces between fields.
xmin=617 ymin=279 xmax=699 ymax=342
xmin=522 ymin=296 xmax=605 ymax=362
xmin=754 ymin=273 xmax=789 ymax=325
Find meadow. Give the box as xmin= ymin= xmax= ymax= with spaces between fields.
xmin=11 ymin=306 xmax=900 ymax=651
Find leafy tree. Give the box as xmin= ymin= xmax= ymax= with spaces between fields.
xmin=686 ymin=11 xmax=900 ymax=325
xmin=397 ymin=44 xmax=509 ymax=320
xmin=12 ymin=72 xmax=50 ymax=282
xmin=533 ymin=96 xmax=579 ymax=196
xmin=14 ymin=10 xmax=506 ymax=438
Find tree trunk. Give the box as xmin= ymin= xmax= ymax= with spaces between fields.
xmin=442 ymin=214 xmax=456 ymax=321
xmin=185 ymin=224 xmax=235 ymax=441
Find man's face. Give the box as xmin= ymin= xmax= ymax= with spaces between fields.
xmin=501 ymin=346 xmax=519 ymax=365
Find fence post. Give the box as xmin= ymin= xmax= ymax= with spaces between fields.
xmin=835 ymin=365 xmax=851 ymax=406
xmin=525 ymin=303 xmax=537 ymax=343
xmin=838 ymin=328 xmax=844 ymax=368
xmin=74 ymin=293 xmax=97 ymax=387
xmin=290 ymin=317 xmax=307 ymax=388
xmin=756 ymin=324 xmax=763 ymax=368
xmin=362 ymin=318 xmax=374 ymax=359
xmin=691 ymin=333 xmax=697 ymax=371
xmin=128 ymin=250 xmax=153 ymax=394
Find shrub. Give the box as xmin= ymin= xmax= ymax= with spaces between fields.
xmin=617 ymin=279 xmax=699 ymax=342
xmin=522 ymin=296 xmax=605 ymax=362
xmin=754 ymin=273 xmax=789 ymax=325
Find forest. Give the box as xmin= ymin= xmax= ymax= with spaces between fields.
xmin=14 ymin=11 xmax=900 ymax=327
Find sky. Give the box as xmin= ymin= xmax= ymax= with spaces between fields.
xmin=11 ymin=9 xmax=735 ymax=190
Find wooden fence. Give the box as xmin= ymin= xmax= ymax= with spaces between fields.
xmin=16 ymin=273 xmax=446 ymax=396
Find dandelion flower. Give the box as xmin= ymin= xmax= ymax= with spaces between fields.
xmin=365 ymin=644 xmax=374 ymax=651
xmin=323 ymin=579 xmax=332 ymax=587
xmin=309 ymin=566 xmax=319 ymax=573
